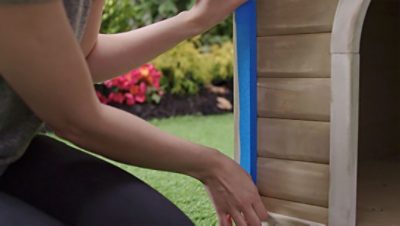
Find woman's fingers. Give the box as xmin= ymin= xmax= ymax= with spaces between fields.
xmin=226 ymin=215 xmax=233 ymax=226
xmin=218 ymin=214 xmax=233 ymax=226
xmin=253 ymin=198 xmax=269 ymax=221
xmin=231 ymin=210 xmax=247 ymax=226
xmin=231 ymin=0 xmax=248 ymax=9
xmin=242 ymin=207 xmax=262 ymax=226
xmin=188 ymin=0 xmax=248 ymax=33
xmin=220 ymin=204 xmax=265 ymax=226
xmin=202 ymin=158 xmax=269 ymax=226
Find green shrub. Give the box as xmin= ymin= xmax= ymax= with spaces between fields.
xmin=152 ymin=38 xmax=209 ymax=95
xmin=153 ymin=39 xmax=233 ymax=96
xmin=101 ymin=0 xmax=138 ymax=34
xmin=101 ymin=0 xmax=234 ymax=96
xmin=209 ymin=42 xmax=234 ymax=82
xmin=131 ymin=0 xmax=195 ymax=26
xmin=101 ymin=0 xmax=195 ymax=33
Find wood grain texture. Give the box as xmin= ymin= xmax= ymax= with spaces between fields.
xmin=262 ymin=197 xmax=328 ymax=225
xmin=257 ymin=158 xmax=330 ymax=207
xmin=257 ymin=0 xmax=339 ymax=36
xmin=258 ymin=34 xmax=331 ymax=78
xmin=258 ymin=118 xmax=330 ymax=164
xmin=257 ymin=78 xmax=331 ymax=121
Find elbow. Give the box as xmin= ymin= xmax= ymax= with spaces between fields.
xmin=48 ymin=107 xmax=102 ymax=145
xmin=51 ymin=122 xmax=86 ymax=144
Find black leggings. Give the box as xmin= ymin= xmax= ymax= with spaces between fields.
xmin=0 ymin=135 xmax=194 ymax=226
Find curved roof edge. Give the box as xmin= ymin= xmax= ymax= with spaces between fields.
xmin=331 ymin=0 xmax=371 ymax=53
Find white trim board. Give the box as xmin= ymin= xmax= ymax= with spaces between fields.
xmin=263 ymin=213 xmax=326 ymax=226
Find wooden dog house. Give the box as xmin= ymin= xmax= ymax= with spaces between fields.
xmin=234 ymin=0 xmax=400 ymax=225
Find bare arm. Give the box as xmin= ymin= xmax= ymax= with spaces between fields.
xmin=86 ymin=13 xmax=198 ymax=83
xmin=0 ymin=0 xmax=210 ymax=188
xmin=85 ymin=1 xmax=240 ymax=83
xmin=0 ymin=1 xmax=268 ymax=226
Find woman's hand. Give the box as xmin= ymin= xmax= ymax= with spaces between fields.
xmin=186 ymin=0 xmax=247 ymax=34
xmin=198 ymin=152 xmax=269 ymax=226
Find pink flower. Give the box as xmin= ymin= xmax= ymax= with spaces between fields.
xmin=125 ymin=93 xmax=135 ymax=106
xmin=131 ymin=70 xmax=142 ymax=82
xmin=102 ymin=64 xmax=163 ymax=106
xmin=139 ymin=82 xmax=147 ymax=93
xmin=120 ymin=80 xmax=131 ymax=90
xmin=139 ymin=66 xmax=150 ymax=77
xmin=134 ymin=82 xmax=147 ymax=103
xmin=128 ymin=72 xmax=139 ymax=85
xmin=96 ymin=91 xmax=109 ymax=104
xmin=116 ymin=77 xmax=127 ymax=89
xmin=135 ymin=93 xmax=146 ymax=103
xmin=108 ymin=92 xmax=125 ymax=104
xmin=152 ymin=79 xmax=160 ymax=89
xmin=104 ymin=80 xmax=114 ymax=88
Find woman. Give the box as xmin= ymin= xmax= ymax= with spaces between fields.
xmin=0 ymin=0 xmax=268 ymax=225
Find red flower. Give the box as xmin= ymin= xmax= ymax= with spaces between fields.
xmin=96 ymin=91 xmax=109 ymax=104
xmin=129 ymin=86 xmax=139 ymax=95
xmin=135 ymin=82 xmax=147 ymax=103
xmin=108 ymin=92 xmax=125 ymax=104
xmin=135 ymin=93 xmax=146 ymax=103
xmin=100 ymin=64 xmax=163 ymax=106
xmin=125 ymin=93 xmax=135 ymax=106
xmin=153 ymin=78 xmax=160 ymax=89
xmin=139 ymin=66 xmax=150 ymax=77
xmin=139 ymin=82 xmax=147 ymax=94
xmin=104 ymin=80 xmax=113 ymax=88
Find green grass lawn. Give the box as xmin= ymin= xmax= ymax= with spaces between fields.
xmin=48 ymin=114 xmax=235 ymax=225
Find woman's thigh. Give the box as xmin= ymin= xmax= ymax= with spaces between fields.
xmin=0 ymin=135 xmax=194 ymax=226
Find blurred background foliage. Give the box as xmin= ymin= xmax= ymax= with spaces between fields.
xmin=101 ymin=0 xmax=233 ymax=45
xmin=101 ymin=0 xmax=234 ymax=96
xmin=153 ymin=39 xmax=233 ymax=95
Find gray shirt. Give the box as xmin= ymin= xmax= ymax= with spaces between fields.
xmin=0 ymin=0 xmax=92 ymax=174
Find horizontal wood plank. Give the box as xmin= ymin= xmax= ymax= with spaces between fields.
xmin=257 ymin=0 xmax=338 ymax=36
xmin=262 ymin=197 xmax=328 ymax=225
xmin=258 ymin=78 xmax=331 ymax=121
xmin=258 ymin=34 xmax=331 ymax=78
xmin=258 ymin=158 xmax=329 ymax=207
xmin=258 ymin=118 xmax=330 ymax=163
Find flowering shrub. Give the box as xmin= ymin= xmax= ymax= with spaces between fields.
xmin=97 ymin=64 xmax=164 ymax=106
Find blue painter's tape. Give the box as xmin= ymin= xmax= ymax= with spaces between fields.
xmin=235 ymin=0 xmax=257 ymax=182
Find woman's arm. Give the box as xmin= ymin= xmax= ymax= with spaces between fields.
xmin=85 ymin=1 xmax=243 ymax=83
xmin=0 ymin=1 xmax=268 ymax=226
xmin=86 ymin=12 xmax=199 ymax=83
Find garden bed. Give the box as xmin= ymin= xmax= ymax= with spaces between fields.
xmin=110 ymin=86 xmax=233 ymax=120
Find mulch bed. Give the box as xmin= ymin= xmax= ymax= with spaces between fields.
xmin=110 ymin=86 xmax=233 ymax=120
xmin=42 ymin=86 xmax=233 ymax=134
